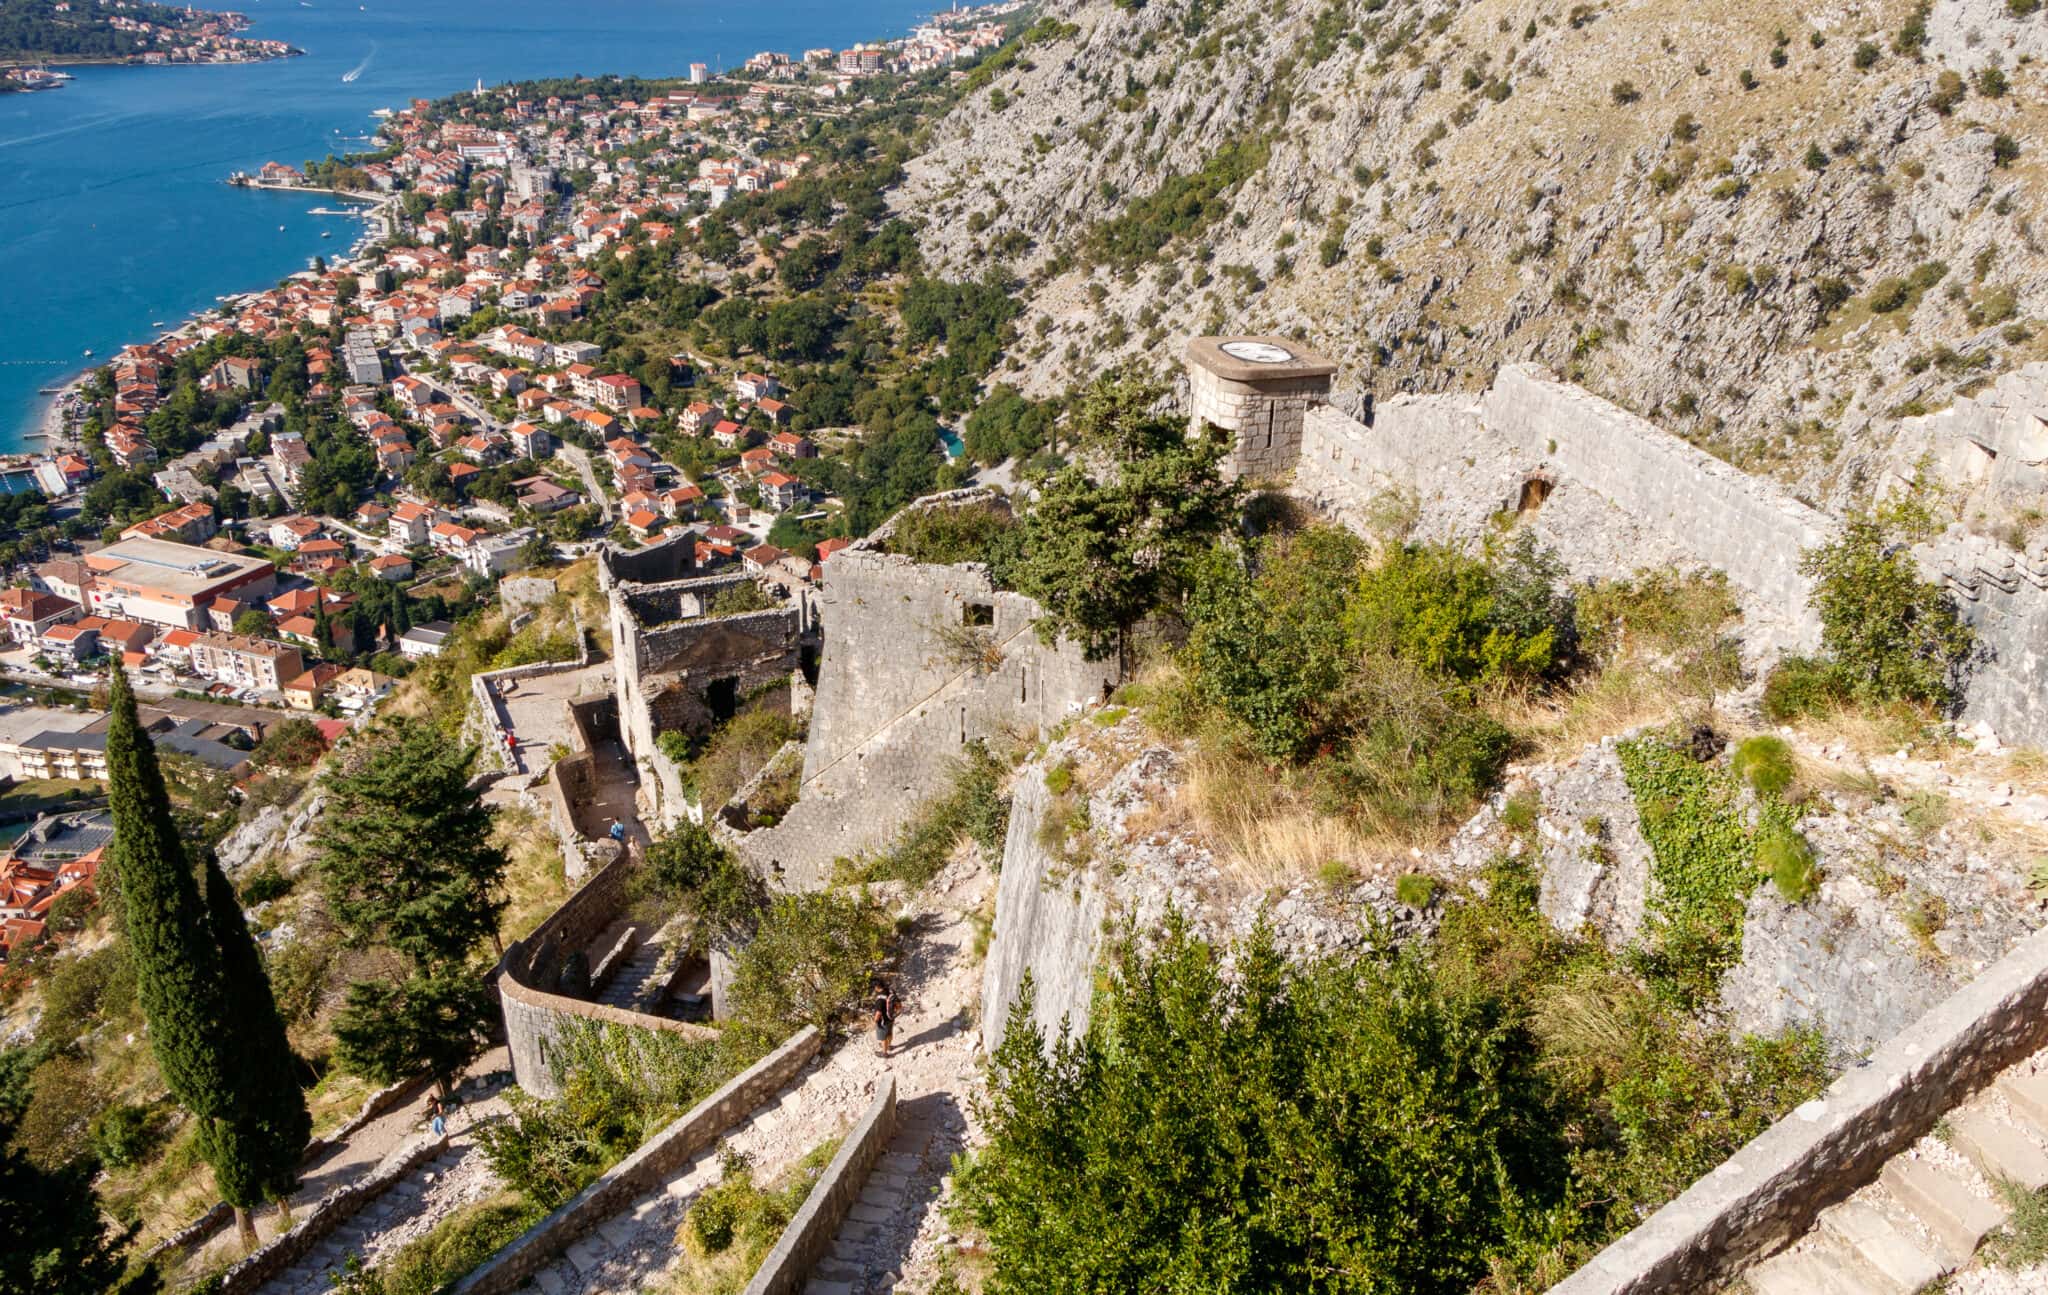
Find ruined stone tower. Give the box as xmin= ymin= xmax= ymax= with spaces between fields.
xmin=1184 ymin=335 xmax=1337 ymax=479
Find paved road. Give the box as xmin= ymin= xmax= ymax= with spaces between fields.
xmin=556 ymin=443 xmax=614 ymax=523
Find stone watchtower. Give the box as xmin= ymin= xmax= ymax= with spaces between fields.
xmin=1185 ymin=335 xmax=1338 ymax=480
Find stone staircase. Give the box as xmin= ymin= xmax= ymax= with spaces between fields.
xmin=802 ymin=1108 xmax=950 ymax=1295
xmin=1741 ymin=1053 xmax=2048 ymax=1294
xmin=593 ymin=938 xmax=665 ymax=1012
xmin=257 ymin=1143 xmax=468 ymax=1295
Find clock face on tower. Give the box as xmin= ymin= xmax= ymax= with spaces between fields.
xmin=1218 ymin=340 xmax=1295 ymax=364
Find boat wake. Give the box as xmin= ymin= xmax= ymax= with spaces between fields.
xmin=341 ymin=44 xmax=376 ymax=83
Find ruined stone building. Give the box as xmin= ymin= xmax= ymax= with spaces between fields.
xmin=601 ymin=532 xmax=814 ymax=823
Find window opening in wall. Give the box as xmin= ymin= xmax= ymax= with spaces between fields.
xmin=1020 ymin=667 xmax=1029 ymax=705
xmin=962 ymin=599 xmax=994 ymax=627
xmin=1517 ymin=475 xmax=1554 ymax=514
xmin=707 ymin=676 xmax=739 ymax=722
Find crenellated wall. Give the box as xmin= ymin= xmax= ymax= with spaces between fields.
xmin=1919 ymin=525 xmax=2048 ymax=746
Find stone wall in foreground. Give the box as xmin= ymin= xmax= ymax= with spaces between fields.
xmin=452 ymin=1028 xmax=821 ymax=1295
xmin=1548 ymin=923 xmax=2048 ymax=1295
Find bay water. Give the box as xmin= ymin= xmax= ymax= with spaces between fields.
xmin=0 ymin=0 xmax=935 ymax=451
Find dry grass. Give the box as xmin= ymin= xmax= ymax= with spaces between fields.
xmin=1793 ymin=701 xmax=1946 ymax=760
xmin=1181 ymin=750 xmax=1405 ymax=892
xmin=1487 ymin=663 xmax=1695 ymax=765
xmin=496 ymin=805 xmax=571 ymax=943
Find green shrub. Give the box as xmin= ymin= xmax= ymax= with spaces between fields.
xmin=968 ymin=907 xmax=1829 ymax=1291
xmin=237 ymin=863 xmax=293 ymax=906
xmin=1394 ymin=873 xmax=1439 ymax=907
xmin=722 ymin=891 xmax=888 ymax=1047
xmin=1760 ymin=655 xmax=1853 ymax=722
xmin=1731 ymin=735 xmax=1796 ymax=798
xmin=1757 ymin=824 xmax=1819 ymax=903
xmin=637 ymin=819 xmax=766 ymax=939
xmin=1800 ymin=506 xmax=1973 ymax=711
xmin=883 ymin=501 xmax=1018 ymax=566
xmin=88 ymin=1101 xmax=166 ymax=1169
xmin=1042 ymin=761 xmax=1074 ymax=796
xmin=1346 ymin=534 xmax=1577 ymax=690
xmin=376 ymin=1194 xmax=546 ymax=1295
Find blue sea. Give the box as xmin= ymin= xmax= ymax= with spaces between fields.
xmin=0 ymin=0 xmax=937 ymax=451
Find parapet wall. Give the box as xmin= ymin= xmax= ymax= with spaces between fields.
xmin=1294 ymin=365 xmax=1831 ymax=652
xmin=1920 ymin=526 xmax=2048 ymax=747
xmin=742 ymin=1078 xmax=898 ymax=1295
xmin=453 ymin=1027 xmax=822 ymax=1295
xmin=737 ymin=492 xmax=1120 ymax=888
xmin=1549 ymin=922 xmax=2048 ymax=1295
xmin=493 ymin=851 xmax=717 ymax=1098
xmin=1482 ymin=366 xmax=1833 ymax=640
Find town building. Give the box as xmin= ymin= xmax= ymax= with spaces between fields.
xmin=79 ymin=538 xmax=276 ymax=631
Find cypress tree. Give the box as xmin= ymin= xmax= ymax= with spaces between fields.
xmin=105 ymin=670 xmax=306 ymax=1250
xmin=202 ymin=851 xmax=312 ymax=1224
xmin=105 ymin=668 xmax=234 ymax=1128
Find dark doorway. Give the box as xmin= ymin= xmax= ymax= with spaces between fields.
xmin=706 ymin=676 xmax=739 ymax=722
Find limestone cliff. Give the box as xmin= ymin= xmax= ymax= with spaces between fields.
xmin=903 ymin=0 xmax=2048 ymax=505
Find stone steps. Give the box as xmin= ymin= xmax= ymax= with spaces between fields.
xmin=1735 ymin=1047 xmax=2048 ymax=1295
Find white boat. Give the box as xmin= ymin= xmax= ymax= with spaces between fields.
xmin=81 ymin=349 xmax=93 ymax=358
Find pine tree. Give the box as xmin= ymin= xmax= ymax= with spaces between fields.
xmin=0 ymin=1109 xmax=130 ymax=1295
xmin=316 ymin=718 xmax=508 ymax=1093
xmin=202 ymin=852 xmax=311 ymax=1225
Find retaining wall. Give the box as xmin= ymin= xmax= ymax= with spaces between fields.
xmin=450 ymin=1027 xmax=822 ymax=1295
xmin=980 ymin=764 xmax=1109 ymax=1057
xmin=742 ymin=1078 xmax=898 ymax=1295
xmin=1549 ymin=922 xmax=2048 ymax=1295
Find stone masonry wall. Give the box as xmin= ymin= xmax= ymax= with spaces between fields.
xmin=607 ymin=558 xmax=807 ymax=826
xmin=209 ymin=1135 xmax=449 ymax=1295
xmin=1188 ymin=361 xmax=1331 ymax=480
xmin=494 ymin=852 xmax=718 ymax=1098
xmin=1292 ymin=367 xmax=1831 ymax=652
xmin=1548 ymin=922 xmax=2048 ymax=1295
xmin=1919 ymin=526 xmax=2048 ymax=747
xmin=1886 ymin=361 xmax=2048 ymax=515
xmin=736 ymin=493 xmax=1120 ymax=889
xmin=1480 ymin=365 xmax=1833 ymax=648
xmin=980 ymin=763 xmax=1109 ymax=1058
xmin=741 ymin=1078 xmax=898 ymax=1295
xmin=452 ymin=1028 xmax=822 ymax=1295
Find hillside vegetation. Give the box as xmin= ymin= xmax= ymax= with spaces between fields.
xmin=902 ymin=0 xmax=2048 ymax=503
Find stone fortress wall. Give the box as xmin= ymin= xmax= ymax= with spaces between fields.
xmin=1191 ymin=337 xmax=2048 ymax=745
xmin=736 ymin=491 xmax=1121 ymax=889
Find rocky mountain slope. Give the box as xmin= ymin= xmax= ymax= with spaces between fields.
xmin=901 ymin=0 xmax=2048 ymax=506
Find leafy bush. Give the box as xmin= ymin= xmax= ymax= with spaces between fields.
xmin=237 ymin=863 xmax=293 ymax=906
xmin=706 ymin=582 xmax=775 ymax=617
xmin=478 ymin=1019 xmax=738 ymax=1209
xmin=1731 ymin=735 xmax=1795 ymax=797
xmin=722 ymin=891 xmax=888 ymax=1048
xmin=968 ymin=899 xmax=1829 ymax=1290
xmin=1086 ymin=136 xmax=1271 ymax=269
xmin=1760 ymin=655 xmax=1854 ymax=722
xmin=1347 ymin=534 xmax=1577 ymax=690
xmin=1394 ymin=873 xmax=1438 ymax=906
xmin=1800 ymin=505 xmax=1973 ymax=711
xmin=88 ymin=1101 xmax=166 ymax=1170
xmin=370 ymin=1193 xmax=546 ymax=1295
xmin=678 ymin=708 xmax=802 ymax=816
xmin=636 ymin=819 xmax=766 ymax=941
